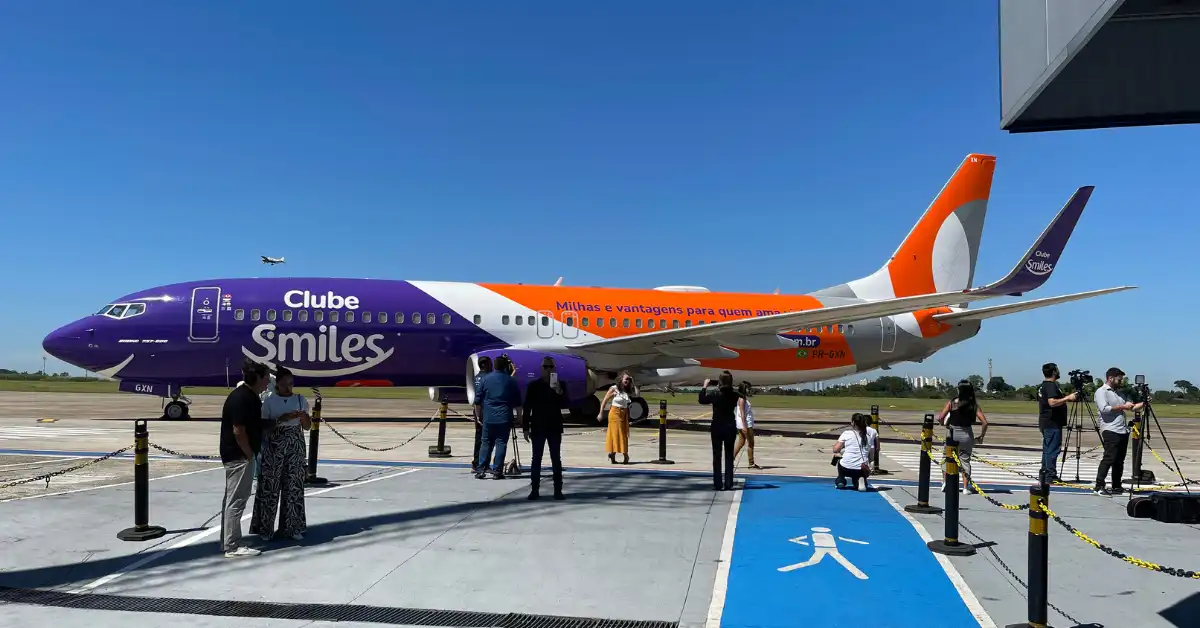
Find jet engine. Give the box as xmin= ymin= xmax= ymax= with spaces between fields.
xmin=465 ymin=349 xmax=597 ymax=410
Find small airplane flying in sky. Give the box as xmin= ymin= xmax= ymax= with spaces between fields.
xmin=44 ymin=154 xmax=1133 ymax=421
xmin=261 ymin=256 xmax=285 ymax=265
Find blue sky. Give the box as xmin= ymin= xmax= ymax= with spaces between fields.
xmin=2 ymin=1 xmax=1196 ymax=388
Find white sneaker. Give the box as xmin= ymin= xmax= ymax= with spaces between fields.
xmin=224 ymin=546 xmax=261 ymax=558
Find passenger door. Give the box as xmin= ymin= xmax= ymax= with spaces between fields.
xmin=537 ymin=310 xmax=554 ymax=339
xmin=561 ymin=310 xmax=579 ymax=339
xmin=190 ymin=286 xmax=221 ymax=343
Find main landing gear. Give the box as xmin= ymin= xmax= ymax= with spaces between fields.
xmin=162 ymin=394 xmax=192 ymax=420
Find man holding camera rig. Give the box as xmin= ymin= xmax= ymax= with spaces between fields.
xmin=1037 ymin=363 xmax=1078 ymax=483
xmin=1093 ymin=367 xmax=1144 ymax=496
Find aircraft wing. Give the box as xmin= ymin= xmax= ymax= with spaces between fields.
xmin=932 ymin=287 xmax=1135 ymax=324
xmin=565 ymin=185 xmax=1097 ymax=359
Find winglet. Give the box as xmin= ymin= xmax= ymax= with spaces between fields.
xmin=973 ymin=186 xmax=1093 ymax=297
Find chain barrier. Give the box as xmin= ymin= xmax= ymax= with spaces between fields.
xmin=948 ymin=450 xmax=1029 ymax=511
xmin=149 ymin=443 xmax=221 ymax=460
xmin=0 ymin=445 xmax=134 ymax=490
xmin=322 ymin=413 xmax=437 ymax=452
xmin=1132 ymin=424 xmax=1198 ymax=487
xmin=1034 ymin=501 xmax=1200 ymax=579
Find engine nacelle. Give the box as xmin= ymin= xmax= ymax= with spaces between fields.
xmin=466 ymin=349 xmax=596 ymax=405
xmin=428 ymin=386 xmax=470 ymax=405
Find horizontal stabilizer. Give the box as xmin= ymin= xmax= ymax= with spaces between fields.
xmin=973 ymin=186 xmax=1093 ymax=297
xmin=933 ymin=287 xmax=1135 ymax=324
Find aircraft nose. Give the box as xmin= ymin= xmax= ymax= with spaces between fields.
xmin=43 ymin=322 xmax=87 ymax=365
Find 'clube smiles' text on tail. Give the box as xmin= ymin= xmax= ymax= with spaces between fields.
xmin=812 ymin=153 xmax=996 ymax=301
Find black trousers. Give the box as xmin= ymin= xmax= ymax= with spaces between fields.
xmin=530 ymin=430 xmax=563 ymax=493
xmin=1095 ymin=430 xmax=1130 ymax=490
xmin=836 ymin=462 xmax=868 ymax=489
xmin=711 ymin=430 xmax=736 ymax=489
xmin=472 ymin=421 xmax=483 ymax=469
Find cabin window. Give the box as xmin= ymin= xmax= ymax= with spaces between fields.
xmin=106 ymin=304 xmax=128 ymax=318
xmin=473 ymin=314 xmax=482 ymax=324
xmin=581 ymin=317 xmax=590 ymax=327
xmin=837 ymin=324 xmax=844 ymax=333
xmin=266 ymin=310 xmax=277 ymax=322
xmin=671 ymin=320 xmax=680 ymax=328
xmin=251 ymin=309 xmax=261 ymax=321
xmin=659 ymin=319 xmax=667 ymax=329
xmin=412 ymin=312 xmax=421 ymax=324
xmin=647 ymin=319 xmax=655 ymax=329
xmin=96 ymin=304 xmax=115 ymax=315
xmin=379 ymin=312 xmax=388 ymax=324
xmin=635 ymin=319 xmax=642 ymax=328
xmin=331 ymin=311 xmax=341 ymax=322
xmin=442 ymin=313 xmax=452 ymax=325
xmin=282 ymin=310 xmax=293 ymax=322
xmin=314 ymin=310 xmax=324 ymax=322
xmin=622 ymin=318 xmax=629 ymax=328
xmin=345 ymin=311 xmax=355 ymax=323
xmin=298 ymin=310 xmax=308 ymax=322
xmin=362 ymin=311 xmax=372 ymax=323
xmin=514 ymin=315 xmax=523 ymax=326
xmin=541 ymin=316 xmax=550 ymax=327
xmin=565 ymin=315 xmax=575 ymax=327
xmin=698 ymin=320 xmax=705 ymax=325
xmin=609 ymin=317 xmax=616 ymax=327
xmin=685 ymin=320 xmax=692 ymax=327
xmin=847 ymin=324 xmax=854 ymax=334
xmin=396 ymin=312 xmax=404 ymax=324
xmin=427 ymin=313 xmax=436 ymax=325
xmin=235 ymin=309 xmax=245 ymax=321
xmin=502 ymin=315 xmax=510 ymax=325
xmin=595 ymin=318 xmax=604 ymax=327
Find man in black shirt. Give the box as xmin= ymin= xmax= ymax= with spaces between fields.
xmin=521 ymin=356 xmax=568 ymax=500
xmin=1037 ymin=362 xmax=1077 ymax=482
xmin=220 ymin=358 xmax=270 ymax=558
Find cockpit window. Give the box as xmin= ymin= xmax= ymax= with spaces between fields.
xmin=98 ymin=302 xmax=147 ymax=319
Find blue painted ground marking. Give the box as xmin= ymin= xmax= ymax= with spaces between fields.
xmin=719 ymin=478 xmax=982 ymax=628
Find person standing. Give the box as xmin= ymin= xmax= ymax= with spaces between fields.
xmin=220 ymin=358 xmax=269 ymax=558
xmin=1093 ymin=367 xmax=1143 ymax=496
xmin=1037 ymin=362 xmax=1077 ymax=482
xmin=733 ymin=381 xmax=761 ymax=470
xmin=474 ymin=354 xmax=522 ymax=479
xmin=250 ymin=366 xmax=311 ymax=541
xmin=471 ymin=356 xmax=493 ymax=474
xmin=935 ymin=380 xmax=989 ymax=494
xmin=699 ymin=371 xmax=740 ymax=491
xmin=598 ymin=372 xmax=635 ymax=464
xmin=522 ymin=356 xmax=569 ymax=500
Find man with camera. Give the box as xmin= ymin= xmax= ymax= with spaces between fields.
xmin=1093 ymin=367 xmax=1144 ymax=496
xmin=1037 ymin=363 xmax=1077 ymax=482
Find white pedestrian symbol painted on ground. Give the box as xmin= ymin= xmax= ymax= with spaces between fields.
xmin=778 ymin=527 xmax=870 ymax=580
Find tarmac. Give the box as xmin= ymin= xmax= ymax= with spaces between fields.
xmin=1 ymin=391 xmax=1199 ymax=627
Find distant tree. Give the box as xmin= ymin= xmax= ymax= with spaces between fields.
xmin=1175 ymin=380 xmax=1199 ymax=400
xmin=986 ymin=376 xmax=1014 ymax=394
xmin=1015 ymin=384 xmax=1040 ymax=401
xmin=966 ymin=374 xmax=985 ymax=391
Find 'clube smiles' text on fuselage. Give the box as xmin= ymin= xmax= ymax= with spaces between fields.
xmin=43 ymin=154 xmax=1134 ymax=421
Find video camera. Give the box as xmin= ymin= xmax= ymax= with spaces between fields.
xmin=1067 ymin=368 xmax=1091 ymax=392
xmin=1131 ymin=374 xmax=1152 ymax=403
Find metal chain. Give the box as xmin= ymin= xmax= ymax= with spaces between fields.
xmin=0 ymin=445 xmax=134 ymax=490
xmin=949 ymin=450 xmax=1029 ymax=511
xmin=149 ymin=443 xmax=221 ymax=460
xmin=1037 ymin=502 xmax=1200 ymax=579
xmin=322 ymin=414 xmax=437 ymax=452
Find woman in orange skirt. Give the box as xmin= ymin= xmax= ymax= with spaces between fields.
xmin=599 ymin=372 xmax=634 ymax=464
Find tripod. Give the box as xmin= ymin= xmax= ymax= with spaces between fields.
xmin=1128 ymin=397 xmax=1191 ymax=496
xmin=1059 ymin=395 xmax=1102 ymax=484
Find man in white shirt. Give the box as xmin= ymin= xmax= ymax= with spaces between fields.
xmin=1092 ymin=367 xmax=1143 ymax=496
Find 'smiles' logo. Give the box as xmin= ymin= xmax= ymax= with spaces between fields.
xmin=242 ymin=324 xmax=392 ymax=377
xmin=1025 ymin=249 xmax=1054 ymax=276
xmin=284 ymin=290 xmax=360 ymax=310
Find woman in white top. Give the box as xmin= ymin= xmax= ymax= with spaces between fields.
xmin=831 ymin=413 xmax=879 ymax=491
xmin=250 ymin=366 xmax=312 ymax=541
xmin=732 ymin=382 xmax=762 ymax=469
xmin=599 ymin=371 xmax=634 ymax=464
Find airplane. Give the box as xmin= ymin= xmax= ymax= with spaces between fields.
xmin=43 ymin=154 xmax=1134 ymax=421
xmin=262 ymin=256 xmax=285 ymax=265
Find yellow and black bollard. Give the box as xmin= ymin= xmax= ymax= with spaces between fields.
xmin=905 ymin=413 xmax=943 ymax=515
xmin=305 ymin=394 xmax=328 ymax=485
xmin=650 ymin=399 xmax=675 ymax=465
xmin=1129 ymin=412 xmax=1155 ymax=484
xmin=429 ymin=401 xmax=452 ymax=458
xmin=869 ymin=405 xmax=890 ymax=475
xmin=1005 ymin=471 xmax=1052 ymax=628
xmin=927 ymin=436 xmax=976 ymax=556
xmin=117 ymin=419 xmax=167 ymax=542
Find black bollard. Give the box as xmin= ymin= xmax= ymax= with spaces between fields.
xmin=927 ymin=436 xmax=976 ymax=556
xmin=1128 ymin=413 xmax=1155 ymax=484
xmin=305 ymin=396 xmax=328 ymax=485
xmin=1005 ymin=471 xmax=1053 ymax=628
xmin=117 ymin=419 xmax=167 ymax=541
xmin=870 ymin=405 xmax=890 ymax=475
xmin=650 ymin=400 xmax=675 ymax=465
xmin=429 ymin=402 xmax=452 ymax=458
xmin=905 ymin=414 xmax=943 ymax=515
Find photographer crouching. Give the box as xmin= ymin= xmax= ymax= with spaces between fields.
xmin=1037 ymin=363 xmax=1077 ymax=483
xmin=1093 ymin=367 xmax=1144 ymax=496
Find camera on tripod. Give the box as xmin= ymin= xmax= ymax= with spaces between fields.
xmin=1131 ymin=373 xmax=1152 ymax=403
xmin=1067 ymin=368 xmax=1091 ymax=392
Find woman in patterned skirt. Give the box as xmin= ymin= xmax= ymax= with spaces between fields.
xmin=599 ymin=371 xmax=635 ymax=464
xmin=251 ymin=366 xmax=310 ymax=541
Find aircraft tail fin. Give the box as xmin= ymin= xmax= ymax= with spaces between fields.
xmin=812 ymin=153 xmax=996 ymax=301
